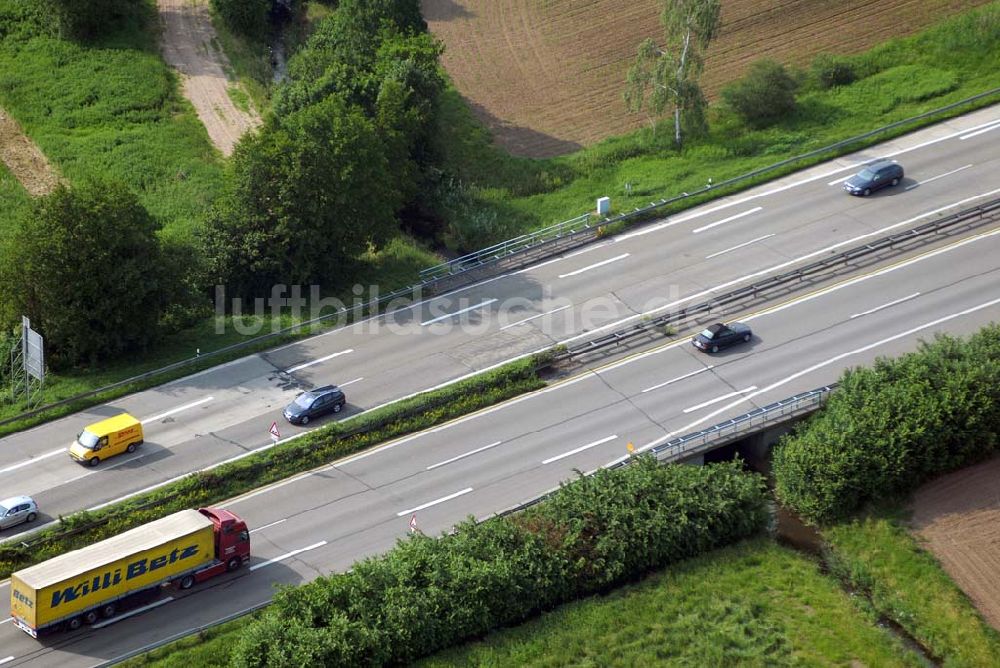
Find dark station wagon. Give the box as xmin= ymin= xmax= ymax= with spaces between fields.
xmin=843 ymin=160 xmax=904 ymax=196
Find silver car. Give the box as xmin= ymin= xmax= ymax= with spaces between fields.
xmin=0 ymin=495 xmax=38 ymax=530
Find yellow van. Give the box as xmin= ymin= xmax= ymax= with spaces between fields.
xmin=68 ymin=413 xmax=144 ymax=467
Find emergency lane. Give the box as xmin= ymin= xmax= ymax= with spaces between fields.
xmin=1 ymin=218 xmax=998 ymax=666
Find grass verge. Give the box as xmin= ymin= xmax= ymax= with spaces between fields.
xmin=0 ymin=352 xmax=550 ymax=579
xmin=823 ymin=509 xmax=1000 ymax=666
xmin=121 ymin=538 xmax=924 ymax=668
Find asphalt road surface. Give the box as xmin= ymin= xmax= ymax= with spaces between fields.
xmin=2 ymin=107 xmax=998 ymax=546
xmin=1 ymin=183 xmax=999 ymax=667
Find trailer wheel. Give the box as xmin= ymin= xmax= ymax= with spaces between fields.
xmin=227 ymin=557 xmax=242 ymax=572
xmin=66 ymin=617 xmax=83 ymax=631
xmin=100 ymin=603 xmax=117 ymax=618
xmin=89 ymin=457 xmax=100 ymax=467
xmin=83 ymin=610 xmax=99 ymax=625
xmin=179 ymin=575 xmax=195 ymax=590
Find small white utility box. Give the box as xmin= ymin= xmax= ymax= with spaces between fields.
xmin=596 ymin=196 xmax=611 ymax=216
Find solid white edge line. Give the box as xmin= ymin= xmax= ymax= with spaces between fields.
xmin=249 ymin=518 xmax=287 ymax=533
xmin=142 ymin=396 xmax=215 ymax=424
xmin=960 ymin=121 xmax=1000 ymax=140
xmin=642 ymin=366 xmax=714 ymax=393
xmin=558 ymin=187 xmax=1000 ymax=347
xmin=285 ymin=348 xmax=354 ymax=373
xmin=0 ymin=447 xmax=66 ymax=475
xmin=420 ymin=299 xmax=497 ymax=326
xmin=542 ymin=435 xmax=618 ymax=465
xmin=499 ymin=304 xmax=572 ymax=331
xmin=0 ymin=656 xmax=13 ymax=665
xmin=682 ymin=387 xmax=758 ymax=414
xmin=608 ymin=295 xmax=1000 ymax=468
xmin=91 ymin=597 xmax=174 ymax=629
xmin=397 ymin=487 xmax=474 ymax=516
xmin=249 ymin=541 xmax=327 ymax=571
xmin=904 ymin=164 xmax=973 ymax=190
xmin=558 ymin=253 xmax=630 ymax=279
xmin=427 ymin=441 xmax=503 ymax=470
xmin=691 ymin=207 xmax=763 ymax=234
xmin=850 ymin=293 xmax=921 ymax=319
xmin=705 ymin=234 xmax=775 ymax=259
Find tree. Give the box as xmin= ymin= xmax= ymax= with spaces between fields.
xmin=48 ymin=0 xmax=143 ymax=40
xmin=721 ymin=59 xmax=799 ymax=128
xmin=624 ymin=0 xmax=721 ymax=146
xmin=202 ymin=95 xmax=402 ymax=299
xmin=210 ymin=0 xmax=272 ymax=41
xmin=0 ymin=180 xmax=165 ymax=368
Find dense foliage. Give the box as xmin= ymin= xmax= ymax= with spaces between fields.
xmin=205 ymin=0 xmax=444 ymax=301
xmin=210 ymin=0 xmax=272 ymax=41
xmin=773 ymin=325 xmax=1000 ymax=524
xmin=48 ymin=0 xmax=143 ymax=40
xmin=721 ymin=59 xmax=799 ymax=128
xmin=231 ymin=457 xmax=768 ymax=666
xmin=0 ymin=180 xmax=169 ymax=368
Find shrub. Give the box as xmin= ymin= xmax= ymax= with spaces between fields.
xmin=231 ymin=457 xmax=768 ymax=666
xmin=811 ymin=52 xmax=857 ymax=89
xmin=773 ymin=325 xmax=1000 ymax=524
xmin=722 ymin=59 xmax=799 ymax=129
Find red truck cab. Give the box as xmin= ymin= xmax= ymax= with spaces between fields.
xmin=195 ymin=507 xmax=251 ymax=583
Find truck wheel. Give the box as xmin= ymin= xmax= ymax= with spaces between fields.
xmin=227 ymin=557 xmax=242 ymax=572
xmin=127 ymin=442 xmax=137 ymax=453
xmin=66 ymin=617 xmax=83 ymax=631
xmin=89 ymin=457 xmax=100 ymax=467
xmin=83 ymin=610 xmax=98 ymax=624
xmin=179 ymin=575 xmax=195 ymax=590
xmin=100 ymin=603 xmax=117 ymax=618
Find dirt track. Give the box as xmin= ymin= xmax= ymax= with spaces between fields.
xmin=0 ymin=107 xmax=60 ymax=196
xmin=157 ymin=0 xmax=260 ymax=156
xmin=423 ymin=0 xmax=992 ymax=157
xmin=910 ymin=456 xmax=1000 ymax=630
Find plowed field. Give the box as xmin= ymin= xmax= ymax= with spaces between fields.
xmin=423 ymin=0 xmax=991 ymax=157
xmin=910 ymin=456 xmax=1000 ymax=631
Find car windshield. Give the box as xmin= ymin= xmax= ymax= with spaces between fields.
xmin=857 ymin=168 xmax=876 ymax=180
xmin=293 ymin=394 xmax=315 ymax=409
xmin=0 ymin=504 xmax=7 ymax=515
xmin=699 ymin=328 xmax=717 ymax=340
xmin=77 ymin=430 xmax=99 ymax=449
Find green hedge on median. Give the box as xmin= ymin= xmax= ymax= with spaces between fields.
xmin=230 ymin=457 xmax=769 ymax=667
xmin=773 ymin=324 xmax=1000 ymax=525
xmin=0 ymin=354 xmax=550 ymax=578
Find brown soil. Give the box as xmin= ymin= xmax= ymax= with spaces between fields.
xmin=909 ymin=456 xmax=1000 ymax=630
xmin=423 ymin=0 xmax=992 ymax=158
xmin=0 ymin=107 xmax=61 ymax=196
xmin=157 ymin=0 xmax=261 ymax=156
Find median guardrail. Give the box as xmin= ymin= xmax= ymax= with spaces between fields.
xmin=3 ymin=90 xmax=998 ymax=433
xmin=556 ymin=197 xmax=1000 ymax=361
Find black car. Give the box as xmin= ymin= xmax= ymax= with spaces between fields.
xmin=843 ymin=160 xmax=904 ymax=196
xmin=283 ymin=385 xmax=346 ymax=425
xmin=692 ymin=322 xmax=752 ymax=353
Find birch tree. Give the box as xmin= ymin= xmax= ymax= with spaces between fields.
xmin=624 ymin=0 xmax=721 ymax=146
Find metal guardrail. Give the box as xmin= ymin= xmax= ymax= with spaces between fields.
xmin=420 ymin=213 xmax=594 ymax=281
xmin=643 ymin=384 xmax=835 ymax=463
xmin=3 ymin=90 xmax=998 ymax=431
xmin=421 ymin=88 xmax=1000 ymax=287
xmin=557 ymin=196 xmax=1000 ymax=360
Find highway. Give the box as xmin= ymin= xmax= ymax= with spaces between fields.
xmin=1 ymin=106 xmax=998 ymax=543
xmin=1 ymin=182 xmax=998 ymax=666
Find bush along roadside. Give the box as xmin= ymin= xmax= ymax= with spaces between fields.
xmin=0 ymin=353 xmax=551 ymax=578
xmin=229 ymin=457 xmax=769 ymax=667
xmin=772 ymin=323 xmax=1000 ymax=525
